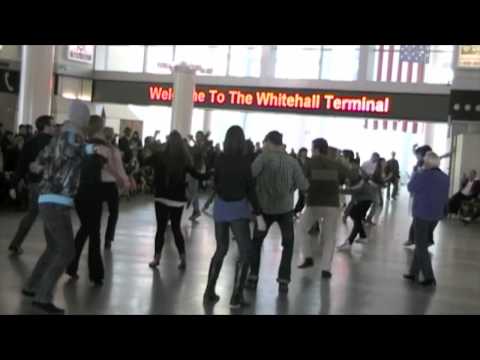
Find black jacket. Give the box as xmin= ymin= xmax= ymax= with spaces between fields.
xmin=11 ymin=132 xmax=52 ymax=186
xmin=148 ymin=152 xmax=209 ymax=202
xmin=76 ymin=138 xmax=108 ymax=200
xmin=214 ymin=153 xmax=260 ymax=213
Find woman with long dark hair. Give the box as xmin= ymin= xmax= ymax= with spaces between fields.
xmin=147 ymin=130 xmax=210 ymax=270
xmin=203 ymin=126 xmax=260 ymax=309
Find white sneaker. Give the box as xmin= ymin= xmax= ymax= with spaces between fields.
xmin=337 ymin=242 xmax=351 ymax=252
xmin=356 ymin=237 xmax=368 ymax=245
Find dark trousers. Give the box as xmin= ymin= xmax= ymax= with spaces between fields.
xmin=10 ymin=182 xmax=40 ymax=249
xmin=294 ymin=192 xmax=305 ymax=214
xmin=250 ymin=212 xmax=294 ymax=283
xmin=67 ymin=197 xmax=104 ymax=282
xmin=347 ymin=200 xmax=372 ymax=244
xmin=154 ymin=202 xmax=185 ymax=256
xmin=210 ymin=219 xmax=251 ymax=271
xmin=102 ymin=182 xmax=119 ymax=243
xmin=409 ymin=218 xmax=438 ymax=281
xmin=25 ymin=203 xmax=75 ymax=304
xmin=386 ymin=178 xmax=399 ymax=199
xmin=408 ymin=218 xmax=435 ymax=245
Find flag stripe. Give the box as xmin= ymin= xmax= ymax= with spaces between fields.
xmin=397 ymin=61 xmax=403 ymax=82
xmin=377 ymin=45 xmax=385 ymax=81
xmin=417 ymin=63 xmax=425 ymax=84
xmin=386 ymin=45 xmax=395 ymax=82
xmin=407 ymin=62 xmax=413 ymax=83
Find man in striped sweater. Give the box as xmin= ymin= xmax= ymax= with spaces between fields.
xmin=246 ymin=131 xmax=309 ymax=294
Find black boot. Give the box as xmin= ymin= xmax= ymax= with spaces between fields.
xmin=203 ymin=259 xmax=222 ymax=303
xmin=230 ymin=261 xmax=250 ymax=309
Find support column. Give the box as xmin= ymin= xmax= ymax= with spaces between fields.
xmin=171 ymin=64 xmax=195 ymax=138
xmin=260 ymin=45 xmax=276 ymax=79
xmin=17 ymin=45 xmax=55 ymax=127
xmin=358 ymin=45 xmax=372 ymax=82
xmin=203 ymin=109 xmax=212 ymax=133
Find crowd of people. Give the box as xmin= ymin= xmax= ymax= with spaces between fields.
xmin=1 ymin=100 xmax=454 ymax=314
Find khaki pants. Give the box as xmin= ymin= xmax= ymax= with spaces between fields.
xmin=299 ymin=206 xmax=339 ymax=272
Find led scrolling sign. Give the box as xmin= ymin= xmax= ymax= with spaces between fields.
xmin=147 ymin=84 xmax=391 ymax=115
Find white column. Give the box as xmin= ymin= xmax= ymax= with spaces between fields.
xmin=357 ymin=45 xmax=371 ymax=82
xmin=17 ymin=45 xmax=55 ymax=127
xmin=203 ymin=109 xmax=212 ymax=133
xmin=171 ymin=64 xmax=195 ymax=138
xmin=260 ymin=45 xmax=276 ymax=78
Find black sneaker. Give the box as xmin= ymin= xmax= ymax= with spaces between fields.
xmin=8 ymin=246 xmax=24 ymax=255
xmin=403 ymin=274 xmax=416 ymax=281
xmin=420 ymin=279 xmax=436 ymax=287
xmin=104 ymin=241 xmax=112 ymax=250
xmin=22 ymin=289 xmax=35 ymax=297
xmin=298 ymin=258 xmax=314 ymax=269
xmin=91 ymin=279 xmax=104 ymax=287
xmin=203 ymin=292 xmax=220 ymax=303
xmin=321 ymin=271 xmax=332 ymax=279
xmin=32 ymin=301 xmax=65 ymax=314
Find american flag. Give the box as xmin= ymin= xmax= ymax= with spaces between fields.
xmin=365 ymin=45 xmax=431 ymax=133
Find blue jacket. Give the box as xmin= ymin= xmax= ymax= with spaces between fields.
xmin=408 ymin=168 xmax=449 ymax=221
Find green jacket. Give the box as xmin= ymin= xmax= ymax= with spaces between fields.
xmin=306 ymin=154 xmax=355 ymax=208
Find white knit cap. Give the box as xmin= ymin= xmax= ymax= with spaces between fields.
xmin=68 ymin=100 xmax=90 ymax=129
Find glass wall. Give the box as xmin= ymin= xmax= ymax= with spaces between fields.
xmin=105 ymin=45 xmax=145 ymax=73
xmin=145 ymin=45 xmax=174 ymax=74
xmin=275 ymin=46 xmax=322 ymax=79
xmin=174 ymin=45 xmax=229 ymax=76
xmin=228 ymin=45 xmax=262 ymax=77
xmin=320 ymin=45 xmax=360 ymax=81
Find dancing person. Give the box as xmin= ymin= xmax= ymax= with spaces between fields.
xmin=403 ymin=152 xmax=449 ymax=287
xmin=294 ymin=147 xmax=309 ymax=217
xmin=246 ymin=131 xmax=309 ymax=294
xmin=385 ymin=151 xmax=400 ymax=200
xmin=364 ymin=155 xmax=385 ymax=225
xmin=297 ymin=138 xmax=353 ymax=278
xmin=22 ymin=101 xmax=110 ymax=314
xmin=102 ymin=127 xmax=129 ymax=249
xmin=147 ymin=130 xmax=210 ymax=270
xmin=337 ymin=172 xmax=375 ymax=251
xmin=66 ymin=116 xmax=129 ymax=285
xmin=187 ymin=131 xmax=208 ymax=221
xmin=8 ymin=115 xmax=55 ymax=255
xmin=203 ymin=126 xmax=260 ymax=308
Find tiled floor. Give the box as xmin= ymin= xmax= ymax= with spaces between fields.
xmin=1 ymin=190 xmax=480 ymax=315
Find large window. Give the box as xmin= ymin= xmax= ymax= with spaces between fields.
xmin=275 ymin=46 xmax=322 ymax=79
xmin=372 ymin=45 xmax=454 ymax=84
xmin=105 ymin=46 xmax=145 ymax=73
xmin=320 ymin=46 xmax=360 ymax=81
xmin=275 ymin=45 xmax=360 ymax=81
xmin=174 ymin=46 xmax=229 ymax=76
xmin=145 ymin=46 xmax=174 ymax=74
xmin=228 ymin=46 xmax=262 ymax=77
